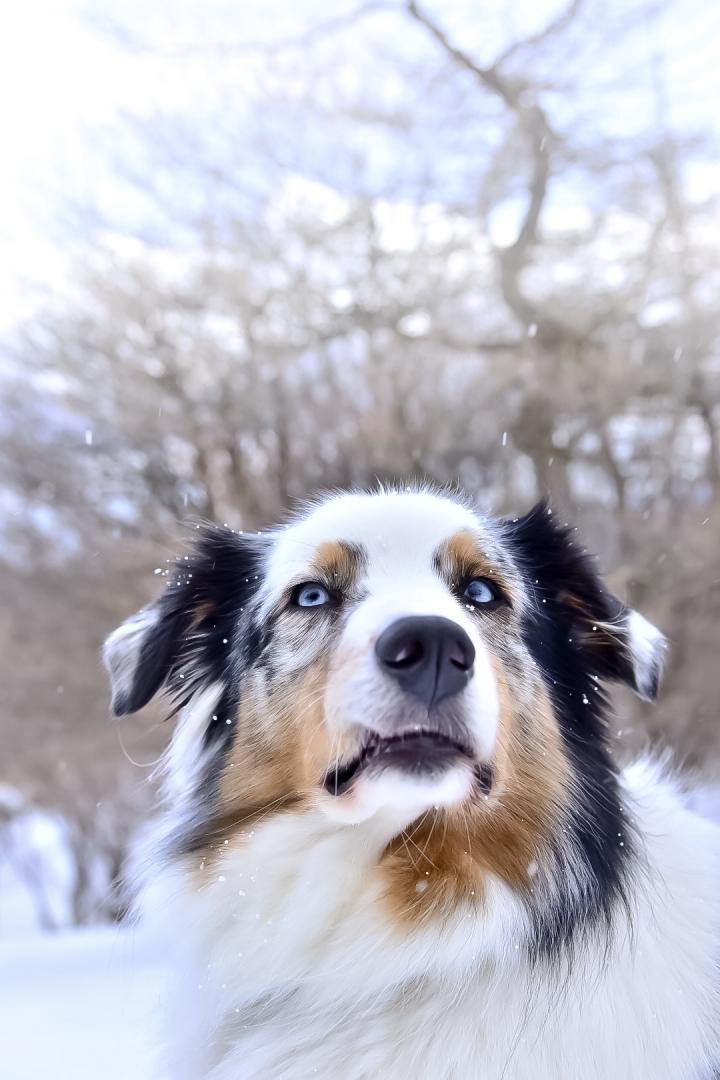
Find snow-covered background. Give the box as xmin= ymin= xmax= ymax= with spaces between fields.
xmin=1 ymin=1 xmax=720 ymax=1074
xmin=1 ymin=927 xmax=168 ymax=1080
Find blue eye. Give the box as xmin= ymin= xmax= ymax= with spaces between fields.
xmin=464 ymin=578 xmax=498 ymax=605
xmin=293 ymin=582 xmax=331 ymax=608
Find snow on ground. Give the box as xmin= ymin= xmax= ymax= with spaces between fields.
xmin=0 ymin=926 xmax=169 ymax=1080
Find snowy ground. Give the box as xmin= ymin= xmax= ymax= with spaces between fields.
xmin=0 ymin=926 xmax=169 ymax=1080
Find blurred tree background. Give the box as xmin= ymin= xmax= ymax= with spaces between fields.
xmin=1 ymin=0 xmax=719 ymax=926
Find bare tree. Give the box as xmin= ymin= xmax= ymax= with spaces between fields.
xmin=2 ymin=0 xmax=720 ymax=927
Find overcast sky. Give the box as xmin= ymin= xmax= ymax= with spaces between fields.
xmin=1 ymin=0 xmax=718 ymax=327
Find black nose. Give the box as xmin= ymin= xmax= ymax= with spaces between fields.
xmin=374 ymin=615 xmax=475 ymax=710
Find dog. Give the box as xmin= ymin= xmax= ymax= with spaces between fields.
xmin=104 ymin=487 xmax=719 ymax=1078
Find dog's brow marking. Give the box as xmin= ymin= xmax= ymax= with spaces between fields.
xmin=434 ymin=530 xmax=500 ymax=586
xmin=311 ymin=539 xmax=365 ymax=588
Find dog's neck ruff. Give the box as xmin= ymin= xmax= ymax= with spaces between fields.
xmin=140 ymin=759 xmax=719 ymax=1080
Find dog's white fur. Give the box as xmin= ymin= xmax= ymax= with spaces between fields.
xmin=140 ymin=759 xmax=719 ymax=1080
xmin=116 ymin=491 xmax=719 ymax=1078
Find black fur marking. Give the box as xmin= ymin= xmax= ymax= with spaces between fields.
xmin=642 ymin=658 xmax=661 ymax=702
xmin=201 ymin=681 xmax=242 ymax=752
xmin=503 ymin=501 xmax=634 ymax=956
xmin=243 ymin=620 xmax=274 ymax=668
xmin=117 ymin=527 xmax=268 ymax=723
xmin=166 ymin=530 xmax=271 ymax=756
xmin=111 ymin=607 xmax=187 ymax=716
xmin=474 ymin=762 xmax=493 ymax=793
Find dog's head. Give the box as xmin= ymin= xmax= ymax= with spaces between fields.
xmin=105 ymin=488 xmax=665 ymax=877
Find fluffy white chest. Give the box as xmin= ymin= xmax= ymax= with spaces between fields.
xmin=143 ymin=764 xmax=720 ymax=1080
xmin=190 ymin=971 xmax=710 ymax=1080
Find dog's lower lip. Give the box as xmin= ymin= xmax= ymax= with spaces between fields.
xmin=323 ymin=730 xmax=474 ymax=796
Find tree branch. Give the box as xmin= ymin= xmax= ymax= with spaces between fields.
xmin=495 ymin=0 xmax=586 ymax=67
xmin=406 ymin=1 xmax=578 ymax=344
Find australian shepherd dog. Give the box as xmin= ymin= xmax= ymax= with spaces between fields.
xmin=104 ymin=488 xmax=719 ymax=1078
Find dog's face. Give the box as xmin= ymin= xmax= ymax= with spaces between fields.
xmin=250 ymin=491 xmax=527 ymax=823
xmin=105 ymin=489 xmax=665 ymax=897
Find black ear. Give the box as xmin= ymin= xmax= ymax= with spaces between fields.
xmin=503 ymin=501 xmax=667 ymax=701
xmin=103 ymin=602 xmax=186 ymax=716
xmin=103 ymin=527 xmax=266 ymax=717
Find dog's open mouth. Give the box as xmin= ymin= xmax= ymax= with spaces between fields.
xmin=323 ymin=729 xmax=474 ymax=796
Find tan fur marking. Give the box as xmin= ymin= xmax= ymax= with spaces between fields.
xmin=311 ymin=540 xmax=363 ymax=592
xmin=439 ymin=530 xmax=496 ymax=579
xmin=192 ymin=659 xmax=338 ymax=879
xmin=379 ymin=656 xmax=568 ymax=925
xmin=436 ymin=530 xmax=513 ymax=602
xmin=223 ymin=660 xmax=333 ymax=807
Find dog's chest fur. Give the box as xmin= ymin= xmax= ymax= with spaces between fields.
xmin=148 ymin=762 xmax=720 ymax=1080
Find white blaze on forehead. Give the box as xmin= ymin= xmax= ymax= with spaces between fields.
xmin=263 ymin=490 xmax=490 ymax=597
